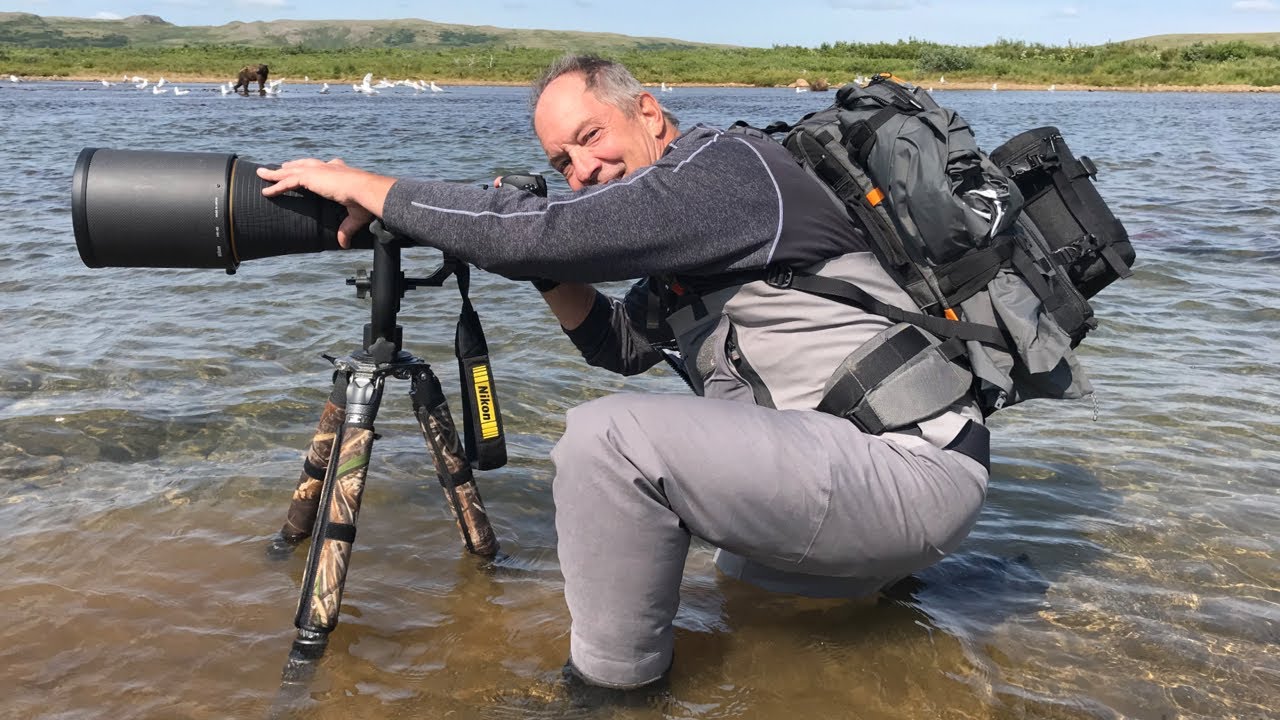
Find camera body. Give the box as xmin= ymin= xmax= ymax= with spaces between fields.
xmin=495 ymin=173 xmax=548 ymax=197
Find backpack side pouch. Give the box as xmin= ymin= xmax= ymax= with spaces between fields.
xmin=990 ymin=127 xmax=1135 ymax=298
xmin=816 ymin=322 xmax=972 ymax=434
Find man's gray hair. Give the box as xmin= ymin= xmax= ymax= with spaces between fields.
xmin=531 ymin=54 xmax=678 ymax=130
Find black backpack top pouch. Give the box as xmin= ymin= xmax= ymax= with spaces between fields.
xmin=990 ymin=127 xmax=1135 ymax=298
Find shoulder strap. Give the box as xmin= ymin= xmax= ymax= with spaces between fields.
xmin=764 ymin=264 xmax=1010 ymax=350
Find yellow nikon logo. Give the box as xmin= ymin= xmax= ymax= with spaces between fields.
xmin=471 ymin=364 xmax=499 ymax=440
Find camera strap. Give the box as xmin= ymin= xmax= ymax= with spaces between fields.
xmin=453 ymin=263 xmax=508 ymax=470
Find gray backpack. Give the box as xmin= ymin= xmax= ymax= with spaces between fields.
xmin=735 ymin=74 xmax=1132 ymax=419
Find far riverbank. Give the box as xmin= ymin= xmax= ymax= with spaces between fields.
xmin=9 ymin=73 xmax=1280 ymax=93
xmin=6 ymin=40 xmax=1280 ymax=91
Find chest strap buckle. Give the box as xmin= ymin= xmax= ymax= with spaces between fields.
xmin=765 ymin=263 xmax=794 ymax=288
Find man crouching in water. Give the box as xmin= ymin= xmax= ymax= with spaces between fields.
xmin=258 ymin=54 xmax=989 ymax=695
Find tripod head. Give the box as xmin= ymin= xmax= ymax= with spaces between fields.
xmin=346 ymin=171 xmax=545 ymax=367
xmin=347 ymin=220 xmax=471 ymax=365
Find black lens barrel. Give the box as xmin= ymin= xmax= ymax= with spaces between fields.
xmin=72 ymin=148 xmax=374 ymax=272
xmin=228 ymin=159 xmax=370 ymax=263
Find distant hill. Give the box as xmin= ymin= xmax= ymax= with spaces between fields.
xmin=0 ymin=12 xmax=728 ymax=50
xmin=1123 ymin=32 xmax=1280 ymax=48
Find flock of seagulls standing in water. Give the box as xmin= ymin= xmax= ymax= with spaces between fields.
xmin=7 ymin=73 xmax=1062 ymax=95
xmin=4 ymin=72 xmax=450 ymax=97
xmin=349 ymin=72 xmax=446 ymax=95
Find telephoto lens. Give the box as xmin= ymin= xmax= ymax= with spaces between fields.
xmin=71 ymin=148 xmax=374 ymax=273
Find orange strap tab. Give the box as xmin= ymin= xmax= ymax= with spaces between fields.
xmin=943 ymin=307 xmax=959 ymax=321
xmin=866 ymin=187 xmax=885 ymax=206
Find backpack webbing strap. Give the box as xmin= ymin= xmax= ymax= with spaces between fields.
xmin=943 ymin=420 xmax=991 ymax=472
xmin=841 ymin=106 xmax=906 ymax=167
xmin=1007 ymin=244 xmax=1092 ymax=338
xmin=765 ymin=265 xmax=1009 ymax=349
xmin=1049 ymin=159 xmax=1134 ymax=280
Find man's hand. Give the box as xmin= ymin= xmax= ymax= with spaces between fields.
xmin=257 ymin=159 xmax=397 ymax=248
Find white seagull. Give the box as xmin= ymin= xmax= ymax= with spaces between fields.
xmin=354 ymin=73 xmax=378 ymax=94
xmin=172 ymin=87 xmax=190 ymax=96
xmin=319 ymin=82 xmax=330 ymax=94
xmin=429 ymin=81 xmax=444 ymax=92
xmin=8 ymin=74 xmax=19 ymax=83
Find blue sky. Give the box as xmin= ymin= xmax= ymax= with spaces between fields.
xmin=14 ymin=0 xmax=1280 ymax=47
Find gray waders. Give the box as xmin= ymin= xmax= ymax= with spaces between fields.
xmin=551 ymin=392 xmax=988 ymax=688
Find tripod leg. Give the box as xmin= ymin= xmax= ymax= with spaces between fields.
xmin=287 ymin=370 xmax=385 ymax=669
xmin=410 ymin=366 xmax=499 ymax=559
xmin=267 ymin=372 xmax=349 ymax=558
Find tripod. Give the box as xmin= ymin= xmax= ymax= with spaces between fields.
xmin=265 ymin=222 xmax=506 ymax=681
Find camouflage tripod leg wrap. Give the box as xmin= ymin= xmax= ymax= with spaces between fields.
xmin=281 ymin=373 xmax=348 ymax=544
xmin=294 ymin=373 xmax=383 ymax=634
xmin=410 ymin=367 xmax=499 ymax=559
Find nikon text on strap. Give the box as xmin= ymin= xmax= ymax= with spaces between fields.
xmin=452 ymin=262 xmax=507 ymax=471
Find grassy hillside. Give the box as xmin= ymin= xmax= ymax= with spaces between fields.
xmin=0 ymin=12 xmax=723 ymax=51
xmin=2 ymin=15 xmax=1279 ymax=88
xmin=1124 ymin=32 xmax=1280 ymax=48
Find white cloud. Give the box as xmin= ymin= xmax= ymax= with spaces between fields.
xmin=93 ymin=11 xmax=122 ymax=18
xmin=1058 ymin=6 xmax=1080 ymax=16
xmin=233 ymin=0 xmax=291 ymax=7
xmin=1232 ymin=0 xmax=1277 ymax=10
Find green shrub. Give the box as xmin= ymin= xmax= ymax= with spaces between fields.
xmin=917 ymin=45 xmax=974 ymax=73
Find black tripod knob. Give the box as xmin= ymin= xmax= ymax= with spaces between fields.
xmin=347 ymin=268 xmax=371 ymax=299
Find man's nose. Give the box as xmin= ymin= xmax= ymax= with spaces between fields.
xmin=568 ymin=147 xmax=601 ymax=187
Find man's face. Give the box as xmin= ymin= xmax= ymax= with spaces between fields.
xmin=533 ymin=72 xmax=666 ymax=191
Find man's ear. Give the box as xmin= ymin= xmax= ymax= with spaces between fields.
xmin=636 ymin=92 xmax=666 ymax=137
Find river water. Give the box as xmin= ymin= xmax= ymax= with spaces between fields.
xmin=1 ymin=79 xmax=1277 ymax=720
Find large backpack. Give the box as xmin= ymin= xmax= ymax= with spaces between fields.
xmin=733 ymin=74 xmax=1136 ymax=419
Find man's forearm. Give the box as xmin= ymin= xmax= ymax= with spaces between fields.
xmin=539 ymin=283 xmax=598 ymax=331
xmin=557 ymin=284 xmax=666 ymax=376
xmin=351 ymin=172 xmax=397 ymax=218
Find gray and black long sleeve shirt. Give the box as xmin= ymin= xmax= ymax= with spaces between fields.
xmin=382 ymin=124 xmax=876 ymax=381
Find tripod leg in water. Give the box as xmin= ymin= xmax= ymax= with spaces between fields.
xmin=279 ymin=365 xmax=385 ymax=691
xmin=267 ymin=372 xmax=349 ymax=559
xmin=410 ymin=366 xmax=500 ymax=559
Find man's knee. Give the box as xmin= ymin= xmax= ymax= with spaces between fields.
xmin=552 ymin=394 xmax=649 ymax=467
xmin=551 ymin=394 xmax=672 ymax=512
